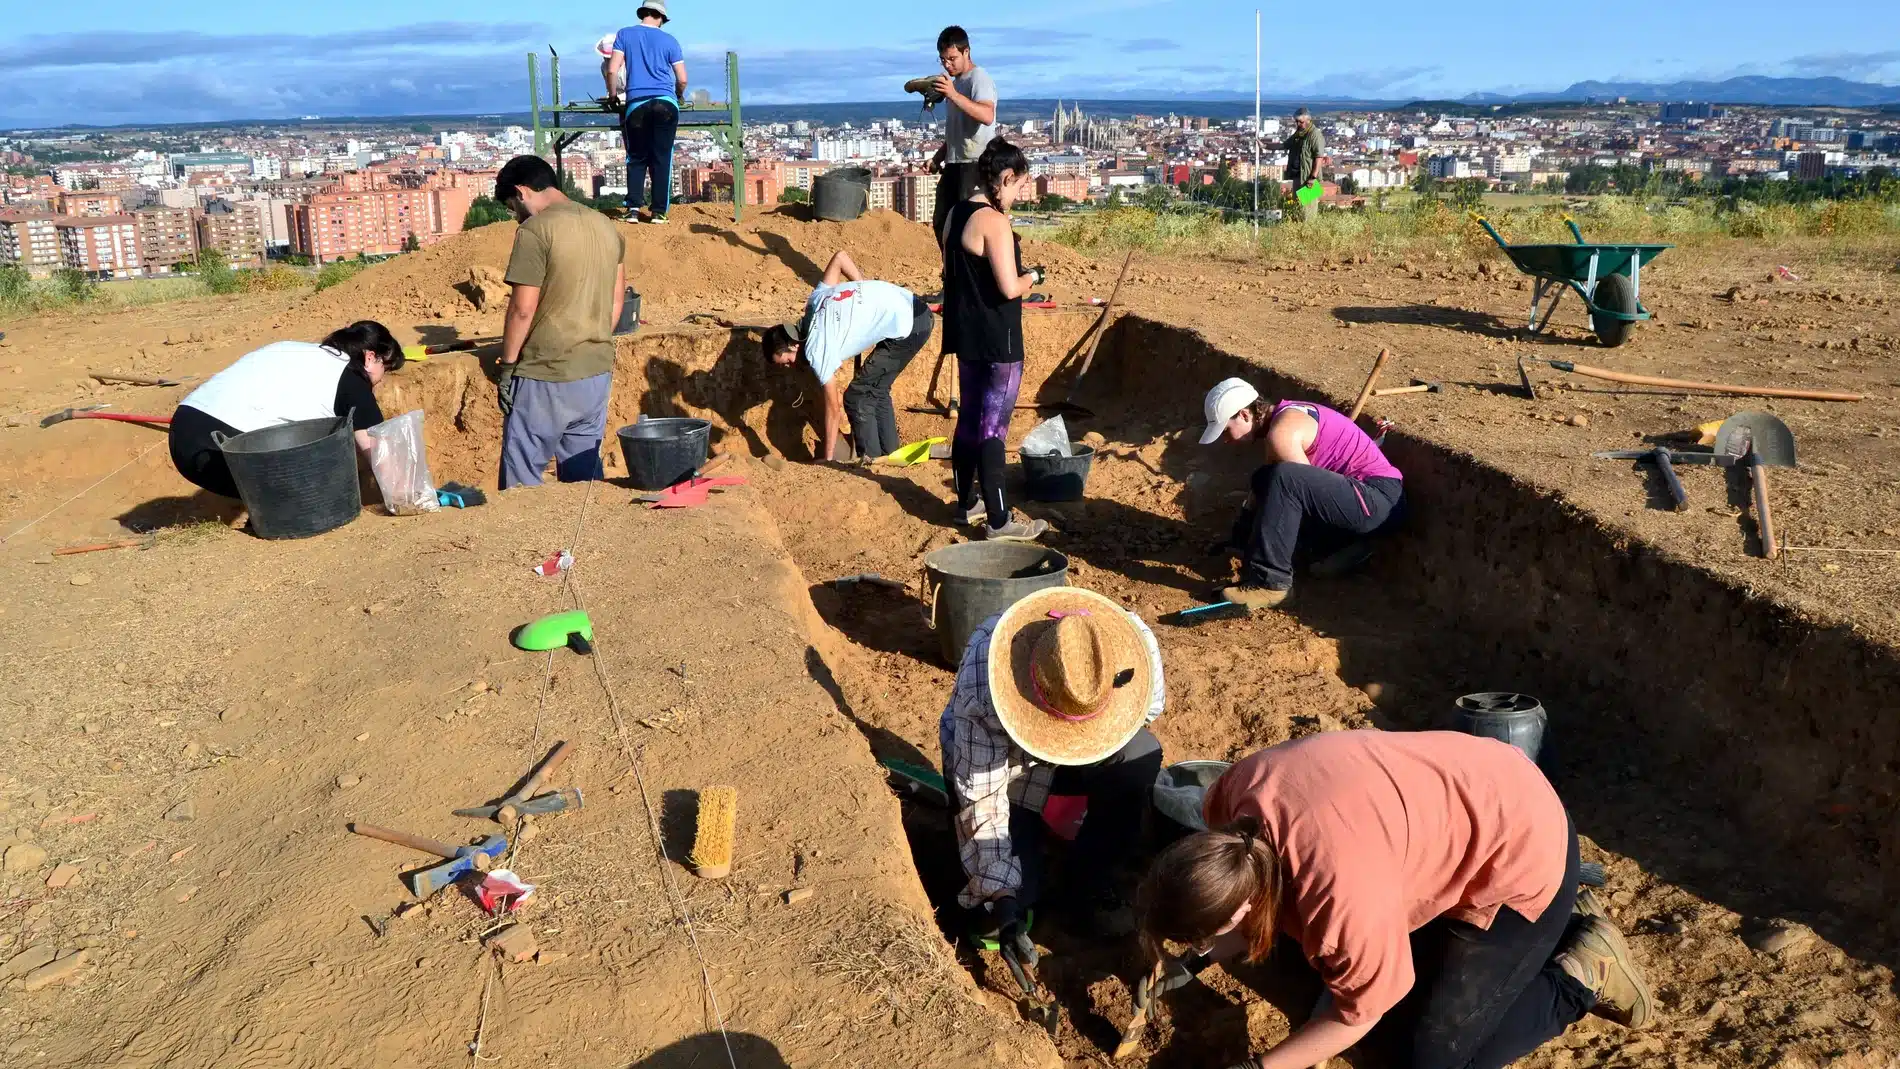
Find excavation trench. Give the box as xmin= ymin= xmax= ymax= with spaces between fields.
xmin=389 ymin=313 xmax=1900 ymax=1066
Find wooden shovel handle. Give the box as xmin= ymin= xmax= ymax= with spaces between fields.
xmin=1347 ymin=349 xmax=1391 ymax=421
xmin=1751 ymin=462 xmax=1780 ymax=559
xmin=1557 ymin=361 xmax=1862 ymax=403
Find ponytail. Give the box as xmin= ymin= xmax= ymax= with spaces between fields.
xmin=976 ymin=138 xmax=1030 ymax=205
xmin=1137 ymin=818 xmax=1283 ymax=965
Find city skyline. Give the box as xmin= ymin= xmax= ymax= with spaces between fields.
xmin=4 ymin=3 xmax=1899 ymax=127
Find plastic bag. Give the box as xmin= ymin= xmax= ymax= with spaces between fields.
xmin=365 ymin=409 xmax=440 ymax=515
xmin=1020 ymin=414 xmax=1072 ymax=457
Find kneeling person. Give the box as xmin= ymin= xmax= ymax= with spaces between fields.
xmin=763 ymin=250 xmax=934 ymax=462
xmin=941 ymin=586 xmax=1166 ymax=952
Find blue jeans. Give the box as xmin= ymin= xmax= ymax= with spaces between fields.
xmin=500 ymin=373 xmax=611 ymax=489
xmin=622 ymin=98 xmax=679 ymax=215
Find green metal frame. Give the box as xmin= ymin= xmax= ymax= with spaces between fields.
xmin=528 ymin=48 xmax=745 ymax=220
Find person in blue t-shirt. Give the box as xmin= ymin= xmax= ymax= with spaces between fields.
xmin=607 ymin=1 xmax=687 ymax=224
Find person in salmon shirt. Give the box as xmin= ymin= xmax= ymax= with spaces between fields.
xmin=1133 ymin=730 xmax=1650 ymax=1069
xmin=1197 ymin=377 xmax=1406 ymax=611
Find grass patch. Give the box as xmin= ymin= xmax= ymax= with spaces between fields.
xmin=1044 ymin=195 xmax=1900 ymax=267
xmin=314 ymin=260 xmax=369 ymax=292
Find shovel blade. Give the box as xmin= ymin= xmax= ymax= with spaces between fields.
xmin=1714 ymin=412 xmax=1796 ymax=467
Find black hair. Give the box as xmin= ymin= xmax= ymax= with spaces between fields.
xmin=495 ymin=155 xmax=559 ymax=202
xmin=321 ymin=320 xmax=404 ymax=375
xmin=937 ymin=26 xmax=970 ymax=53
xmin=976 ymin=138 xmax=1030 ymax=205
xmin=760 ymin=324 xmax=798 ymax=363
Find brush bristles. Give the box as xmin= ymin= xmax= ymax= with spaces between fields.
xmin=690 ymin=786 xmax=737 ymax=878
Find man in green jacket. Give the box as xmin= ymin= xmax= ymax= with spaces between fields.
xmin=1285 ymin=107 xmax=1328 ymax=221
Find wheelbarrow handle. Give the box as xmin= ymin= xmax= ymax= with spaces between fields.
xmin=1468 ymin=211 xmax=1509 ymax=250
xmin=1561 ymin=214 xmax=1585 ymax=244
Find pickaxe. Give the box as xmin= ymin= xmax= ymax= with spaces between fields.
xmin=348 ymin=822 xmax=507 ymax=899
xmin=455 ymin=741 xmax=579 ymax=825
xmin=1370 ymin=380 xmax=1442 ymax=397
xmin=41 ymin=406 xmax=173 ymax=428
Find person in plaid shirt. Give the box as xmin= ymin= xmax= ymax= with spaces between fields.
xmin=939 ymin=586 xmax=1166 ymax=946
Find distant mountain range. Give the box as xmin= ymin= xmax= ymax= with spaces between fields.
xmin=1462 ymin=75 xmax=1900 ymax=107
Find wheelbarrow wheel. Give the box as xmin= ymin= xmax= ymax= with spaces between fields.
xmin=1591 ymin=273 xmax=1638 ymax=348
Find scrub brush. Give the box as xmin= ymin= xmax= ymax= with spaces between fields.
xmin=690 ymin=786 xmax=738 ymax=879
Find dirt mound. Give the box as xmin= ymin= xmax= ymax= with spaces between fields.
xmin=305 ymin=203 xmax=1097 ymax=330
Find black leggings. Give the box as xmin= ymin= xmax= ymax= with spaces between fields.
xmin=167 ymin=405 xmax=242 ymax=499
xmin=1386 ymin=822 xmax=1595 ymax=1069
xmin=843 ymin=299 xmax=934 ymax=458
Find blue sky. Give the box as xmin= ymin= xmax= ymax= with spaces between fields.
xmin=2 ymin=2 xmax=1896 ymax=127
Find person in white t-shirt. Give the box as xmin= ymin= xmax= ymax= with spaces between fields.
xmin=762 ymin=250 xmax=935 ymax=462
xmin=168 ymin=320 xmax=402 ymax=499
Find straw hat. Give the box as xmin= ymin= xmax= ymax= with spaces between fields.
xmin=988 ymin=587 xmax=1155 ymax=766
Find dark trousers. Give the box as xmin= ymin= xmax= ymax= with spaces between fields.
xmin=951 ymin=359 xmax=1023 ymax=526
xmin=622 ymin=98 xmax=680 ymax=215
xmin=933 ymin=163 xmax=980 ymax=244
xmin=843 ymin=299 xmax=934 ymax=459
xmin=1389 ymin=822 xmax=1594 ymax=1069
xmin=1242 ymin=464 xmax=1403 ymax=588
xmin=1003 ymin=728 xmax=1164 ymax=909
xmin=168 ymin=404 xmax=242 ymax=499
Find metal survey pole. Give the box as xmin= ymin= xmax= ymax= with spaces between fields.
xmin=529 ymin=53 xmax=545 ymax=157
xmin=728 ymin=52 xmax=744 ymax=221
xmin=1253 ymin=9 xmax=1261 ymax=239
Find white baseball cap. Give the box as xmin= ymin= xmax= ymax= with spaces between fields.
xmin=1198 ymin=377 xmax=1260 ymax=444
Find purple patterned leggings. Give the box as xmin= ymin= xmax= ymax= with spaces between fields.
xmin=952 ymin=359 xmax=1023 ymax=528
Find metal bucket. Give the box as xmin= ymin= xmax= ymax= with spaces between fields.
xmin=921 ymin=541 xmax=1069 ymax=665
xmin=1454 ymin=692 xmax=1548 ymax=763
xmin=214 ymin=413 xmax=361 ymax=540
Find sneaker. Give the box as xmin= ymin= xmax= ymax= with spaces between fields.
xmin=1309 ymin=539 xmax=1374 ymax=579
xmin=983 ymin=514 xmax=1049 ymax=543
xmin=647 ymin=213 xmax=669 ymax=225
xmin=1555 ymin=915 xmax=1653 ymax=1027
xmin=954 ymin=502 xmax=987 ymax=528
xmin=1220 ymin=583 xmax=1293 ymax=612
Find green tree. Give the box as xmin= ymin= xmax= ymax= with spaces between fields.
xmin=1106 ymin=187 xmax=1123 ymax=206
xmin=1135 ymin=185 xmax=1172 ymax=212
xmin=402 ymin=232 xmax=421 ymax=252
xmin=1334 ymin=174 xmax=1358 ymax=195
xmin=778 ymin=187 xmax=809 ymax=204
xmin=409 ymin=123 xmax=432 ymax=135
xmin=463 ymin=196 xmax=513 ymax=229
xmin=1446 ymin=178 xmax=1487 ymax=212
xmin=1035 ymin=193 xmax=1073 ymax=212
xmin=197 ymin=246 xmax=240 ymax=294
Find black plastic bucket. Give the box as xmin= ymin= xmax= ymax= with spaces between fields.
xmin=214 ymin=413 xmax=361 ymax=540
xmin=812 ymin=168 xmax=871 ymax=221
xmin=617 ymin=418 xmax=711 ymax=491
xmin=922 ymin=541 xmax=1069 ymax=665
xmin=1454 ymin=692 xmax=1548 ymax=763
xmin=1020 ymin=445 xmax=1096 ymax=502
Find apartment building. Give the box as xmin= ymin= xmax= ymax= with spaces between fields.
xmin=1036 ymin=174 xmax=1090 ymax=201
xmin=897 ymin=174 xmax=936 ymax=225
xmin=57 ymin=190 xmax=127 ymax=216
xmin=197 ymin=199 xmax=267 ymax=267
xmin=135 ymin=205 xmax=199 ymax=273
xmin=288 ymin=187 xmax=470 ymax=260
xmin=0 ymin=211 xmax=65 ymax=276
xmin=57 ymin=216 xmax=142 ymax=278
xmin=867 ymin=176 xmax=897 ymax=212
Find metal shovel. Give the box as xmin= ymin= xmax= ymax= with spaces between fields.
xmin=1713 ymin=412 xmax=1797 ymax=559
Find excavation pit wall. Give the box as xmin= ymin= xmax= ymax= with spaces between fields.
xmin=388 ymin=312 xmax=1900 ymax=1019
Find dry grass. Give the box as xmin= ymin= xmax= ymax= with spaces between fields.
xmin=1044 ymin=196 xmax=1900 ymax=270
xmin=811 ymin=906 xmax=964 ymax=1023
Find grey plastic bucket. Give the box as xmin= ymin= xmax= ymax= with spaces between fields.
xmin=616 ymin=418 xmax=711 ymax=491
xmin=921 ymin=541 xmax=1069 ymax=665
xmin=1454 ymin=692 xmax=1547 ymax=763
xmin=1021 ymin=445 xmax=1096 ymax=502
xmin=1153 ymin=760 xmax=1232 ymax=832
xmin=214 ymin=413 xmax=361 ymax=540
xmin=812 ymin=168 xmax=871 ymax=221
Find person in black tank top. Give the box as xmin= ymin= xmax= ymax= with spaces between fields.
xmin=941 ymin=138 xmax=1048 ymax=543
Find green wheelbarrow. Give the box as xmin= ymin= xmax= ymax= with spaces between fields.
xmin=1472 ymin=212 xmax=1672 ymax=348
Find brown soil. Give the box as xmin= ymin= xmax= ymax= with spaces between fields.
xmin=2 ymin=205 xmax=1898 ymax=1069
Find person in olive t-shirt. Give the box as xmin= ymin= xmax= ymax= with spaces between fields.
xmin=493 ymin=155 xmax=627 ymax=488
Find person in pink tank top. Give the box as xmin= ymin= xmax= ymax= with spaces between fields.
xmin=1132 ymin=732 xmax=1652 ymax=1069
xmin=1196 ymin=377 xmax=1406 ymax=611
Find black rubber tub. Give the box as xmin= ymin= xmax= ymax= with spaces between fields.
xmin=617 ymin=418 xmax=711 ymax=491
xmin=1021 ymin=445 xmax=1096 ymax=502
xmin=214 ymin=413 xmax=361 ymax=540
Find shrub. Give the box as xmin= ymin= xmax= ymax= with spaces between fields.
xmin=197 ymin=247 xmax=240 ymax=295
xmin=52 ymin=268 xmax=96 ymax=303
xmin=238 ymin=265 xmax=306 ymax=293
xmin=463 ymin=196 xmax=513 ymax=229
xmin=314 ymin=259 xmax=368 ymax=292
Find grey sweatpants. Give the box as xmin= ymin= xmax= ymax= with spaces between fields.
xmin=501 ymin=372 xmax=611 ymax=489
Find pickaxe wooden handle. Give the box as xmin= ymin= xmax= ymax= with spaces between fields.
xmin=496 ymin=742 xmax=572 ymax=824
xmin=1346 ymin=349 xmax=1391 ymax=421
xmin=348 ymin=822 xmax=466 ymax=860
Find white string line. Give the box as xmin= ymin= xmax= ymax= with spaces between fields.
xmin=0 ymin=439 xmax=165 ymax=545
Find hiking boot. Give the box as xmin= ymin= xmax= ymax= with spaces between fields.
xmin=953 ymin=502 xmax=987 ymax=528
xmin=1309 ymin=539 xmax=1374 ymax=579
xmin=1555 ymin=915 xmax=1653 ymax=1028
xmin=1573 ymin=886 xmax=1609 ymax=920
xmin=983 ymin=514 xmax=1049 ymax=543
xmin=1221 ymin=583 xmax=1292 ymax=612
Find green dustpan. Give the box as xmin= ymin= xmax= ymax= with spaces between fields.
xmin=883 ymin=436 xmax=948 ymax=466
xmin=515 ymin=610 xmax=594 ymax=654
